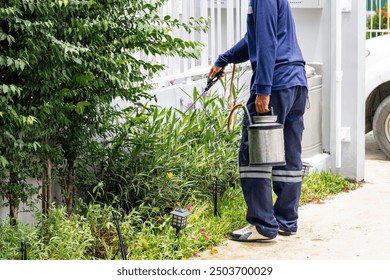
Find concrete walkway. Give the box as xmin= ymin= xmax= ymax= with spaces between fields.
xmin=195 ymin=133 xmax=390 ymax=260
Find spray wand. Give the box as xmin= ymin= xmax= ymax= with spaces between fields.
xmin=184 ymin=68 xmax=225 ymax=113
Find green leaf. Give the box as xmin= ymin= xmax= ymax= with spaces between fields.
xmin=0 ymin=156 xmax=8 ymax=168
xmin=75 ymin=73 xmax=95 ymax=85
xmin=72 ymin=57 xmax=82 ymax=64
xmin=19 ymin=60 xmax=26 ymax=71
xmin=2 ymin=84 xmax=8 ymax=94
xmin=75 ymin=101 xmax=91 ymax=115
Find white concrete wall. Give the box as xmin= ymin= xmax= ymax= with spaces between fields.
xmin=292 ymin=7 xmax=331 ymax=173
xmin=292 ymin=1 xmax=366 ymax=181
xmin=0 ymin=177 xmax=41 ymax=224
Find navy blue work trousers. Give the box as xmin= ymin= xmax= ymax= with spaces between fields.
xmin=239 ymin=86 xmax=308 ymax=238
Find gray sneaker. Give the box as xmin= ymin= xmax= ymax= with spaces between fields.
xmin=230 ymin=224 xmax=275 ymax=242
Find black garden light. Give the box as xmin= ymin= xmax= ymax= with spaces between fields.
xmin=302 ymin=161 xmax=312 ymax=177
xmin=212 ymin=177 xmax=221 ymax=217
xmin=112 ymin=210 xmax=127 ymax=260
xmin=20 ymin=239 xmax=27 ymax=260
xmin=170 ymin=208 xmax=191 ymax=236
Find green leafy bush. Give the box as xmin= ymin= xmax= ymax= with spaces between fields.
xmin=0 ymin=0 xmax=208 ymax=215
xmin=75 ymin=86 xmax=243 ymax=215
xmin=0 ymin=207 xmax=95 ymax=260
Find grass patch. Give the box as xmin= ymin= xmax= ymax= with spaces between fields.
xmin=300 ymin=171 xmax=360 ymax=205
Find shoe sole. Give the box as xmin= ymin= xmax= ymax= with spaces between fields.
xmin=278 ymin=230 xmax=297 ymax=236
xmin=229 ymin=237 xmax=275 ymax=242
xmin=229 ymin=234 xmax=276 ymax=242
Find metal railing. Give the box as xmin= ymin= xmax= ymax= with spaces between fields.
xmin=366 ymin=0 xmax=390 ymax=38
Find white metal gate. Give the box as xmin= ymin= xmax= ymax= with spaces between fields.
xmin=145 ymin=0 xmax=249 ymax=86
xmin=145 ymin=0 xmax=385 ymax=85
xmin=366 ymin=0 xmax=390 ymax=38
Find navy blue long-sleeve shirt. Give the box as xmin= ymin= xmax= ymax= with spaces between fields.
xmin=214 ymin=0 xmax=307 ymax=95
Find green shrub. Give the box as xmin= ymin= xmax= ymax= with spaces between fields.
xmin=75 ymin=84 xmax=243 ymax=216
xmin=0 ymin=220 xmax=34 ymax=260
xmin=0 ymin=207 xmax=95 ymax=260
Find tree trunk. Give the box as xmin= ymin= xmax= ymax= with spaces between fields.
xmin=64 ymin=164 xmax=74 ymax=215
xmin=8 ymin=191 xmax=18 ymax=226
xmin=42 ymin=158 xmax=52 ymax=214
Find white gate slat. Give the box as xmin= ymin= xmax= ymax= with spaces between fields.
xmin=216 ymin=0 xmax=222 ymax=55
xmin=209 ymin=0 xmax=217 ymax=65
xmin=182 ymin=0 xmax=189 ymax=74
xmin=379 ymin=0 xmax=382 ymax=32
xmin=235 ymin=0 xmax=241 ymax=40
xmin=200 ymin=0 xmax=209 ymax=67
xmin=190 ymin=0 xmax=196 ymax=70
xmin=240 ymin=0 xmax=248 ymax=37
xmin=226 ymin=0 xmax=234 ymax=50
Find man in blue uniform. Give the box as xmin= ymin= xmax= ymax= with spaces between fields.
xmin=209 ymin=0 xmax=308 ymax=241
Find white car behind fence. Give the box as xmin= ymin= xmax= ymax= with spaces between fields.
xmin=365 ymin=34 xmax=390 ymax=158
